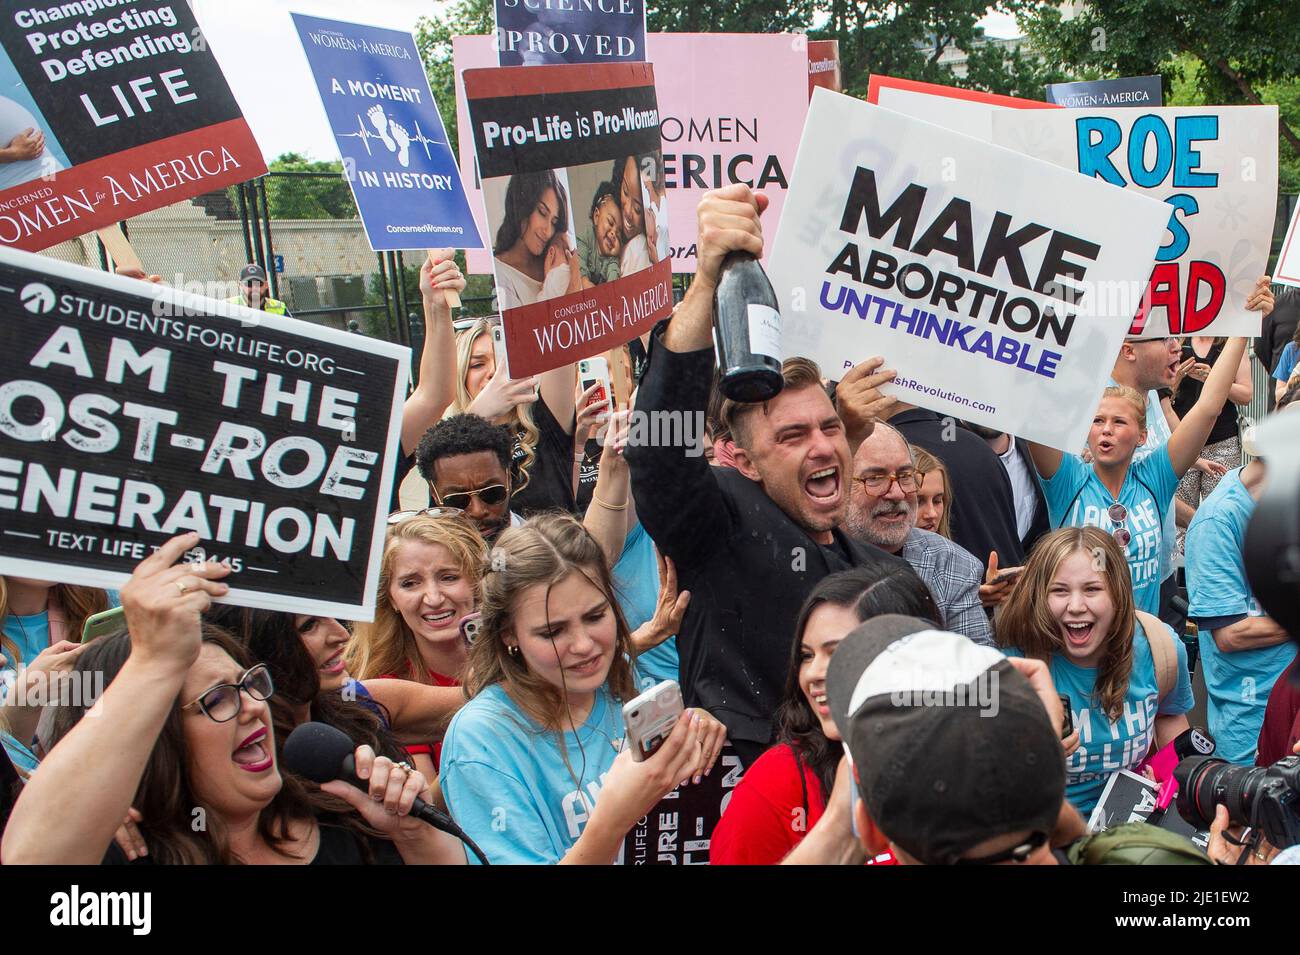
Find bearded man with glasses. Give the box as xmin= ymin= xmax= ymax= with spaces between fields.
xmin=844 ymin=423 xmax=993 ymax=647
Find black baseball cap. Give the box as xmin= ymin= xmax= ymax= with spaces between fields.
xmin=239 ymin=264 xmax=268 ymax=283
xmin=826 ymin=615 xmax=1065 ymax=865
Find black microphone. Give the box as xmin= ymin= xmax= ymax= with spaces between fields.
xmin=283 ymin=721 xmax=489 ymax=865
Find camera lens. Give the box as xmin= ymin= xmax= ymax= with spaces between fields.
xmin=1175 ymin=755 xmax=1265 ymax=831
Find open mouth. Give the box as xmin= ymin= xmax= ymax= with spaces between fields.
xmin=232 ymin=727 xmax=274 ymax=773
xmin=1063 ymin=621 xmax=1096 ymax=648
xmin=804 ymin=466 xmax=840 ymax=504
xmin=421 ymin=609 xmax=457 ymax=631
xmin=1096 ymin=439 xmax=1115 ymax=454
xmin=567 ymin=653 xmax=604 ymax=677
xmin=810 ymin=689 xmax=830 ymax=716
xmin=319 ymin=652 xmax=346 ymax=676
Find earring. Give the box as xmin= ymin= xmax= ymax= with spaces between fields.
xmin=507 ymin=645 xmax=519 ymax=657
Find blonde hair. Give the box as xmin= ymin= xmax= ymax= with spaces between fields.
xmin=451 ymin=318 xmax=538 ymax=493
xmin=996 ymin=527 xmax=1136 ymax=721
xmin=910 ymin=446 xmax=953 ymax=540
xmin=0 ymin=579 xmax=109 ymax=665
xmin=465 ymin=513 xmax=637 ymax=729
xmin=347 ymin=514 xmax=488 ymax=683
xmin=1100 ymin=385 xmax=1147 ymax=424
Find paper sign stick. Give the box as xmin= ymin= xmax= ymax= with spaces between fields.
xmin=95 ymin=223 xmax=143 ymax=274
xmin=427 ymin=248 xmax=461 ymax=309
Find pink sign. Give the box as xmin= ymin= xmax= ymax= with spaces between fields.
xmin=454 ymin=33 xmax=808 ymax=273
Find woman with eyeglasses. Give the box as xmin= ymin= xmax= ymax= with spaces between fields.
xmin=996 ymin=527 xmax=1192 ymax=817
xmin=1025 ymin=336 xmax=1247 ymax=615
xmin=1 ymin=534 xmax=466 ymax=864
xmin=440 ymin=514 xmax=726 ymax=864
xmin=347 ymin=511 xmax=488 ymax=779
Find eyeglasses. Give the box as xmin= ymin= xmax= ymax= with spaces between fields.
xmin=388 ymin=506 xmax=466 ymax=525
xmin=431 ymin=482 xmax=510 ymax=510
xmin=852 ymin=469 xmax=918 ymax=494
xmin=181 ymin=664 xmax=275 ymax=723
xmin=1107 ymin=502 xmax=1131 ymax=548
xmin=953 ymin=831 xmax=1048 ymax=865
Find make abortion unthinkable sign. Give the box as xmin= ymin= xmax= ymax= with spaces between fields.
xmin=768 ymin=89 xmax=1173 ymax=452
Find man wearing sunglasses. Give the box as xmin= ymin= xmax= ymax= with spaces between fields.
xmin=415 ymin=414 xmax=523 ymax=542
xmin=226 ymin=264 xmax=289 ymax=316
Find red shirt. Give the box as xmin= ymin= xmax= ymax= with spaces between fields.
xmin=377 ymin=668 xmax=459 ymax=770
xmin=710 ymin=743 xmax=825 ymax=865
xmin=1256 ymin=659 xmax=1300 ymax=766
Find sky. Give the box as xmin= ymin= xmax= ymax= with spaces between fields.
xmin=195 ymin=1 xmax=1022 ymax=164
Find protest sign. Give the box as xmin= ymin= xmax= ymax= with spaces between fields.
xmin=621 ymin=745 xmax=742 ymax=864
xmin=867 ymin=74 xmax=1057 ymax=142
xmin=1046 ymin=75 xmax=1163 ymax=109
xmin=1272 ymin=200 xmax=1300 ymax=289
xmin=807 ymin=39 xmax=841 ymax=100
xmin=292 ymin=14 xmax=481 ymax=252
xmin=992 ymin=105 xmax=1278 ymax=336
xmin=462 ymin=62 xmax=672 ymax=376
xmin=0 ymin=0 xmax=264 ymax=252
xmin=494 ymin=0 xmax=645 ymax=66
xmin=0 ymin=249 xmax=408 ymax=620
xmin=456 ymin=33 xmax=808 ymax=273
xmin=767 ymin=89 xmax=1171 ymax=451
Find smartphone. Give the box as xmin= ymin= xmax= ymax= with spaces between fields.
xmin=82 ymin=606 xmax=125 ymax=643
xmin=622 ymin=679 xmax=683 ymax=762
xmin=459 ymin=611 xmax=482 ymax=647
xmin=490 ymin=322 xmax=509 ymax=378
xmin=578 ymin=357 xmax=611 ymax=410
xmin=1058 ymin=694 xmax=1074 ymax=740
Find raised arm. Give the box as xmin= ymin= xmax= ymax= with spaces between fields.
xmin=583 ymin=409 xmax=635 ymax=569
xmin=1026 ymin=440 xmax=1064 ymax=480
xmin=1167 ymin=337 xmax=1248 ymax=477
xmin=360 ymin=678 xmax=466 ymax=745
xmin=401 ymin=252 xmax=466 ymax=455
xmin=1 ymin=534 xmax=230 ymax=864
xmin=624 ymin=186 xmax=766 ymax=570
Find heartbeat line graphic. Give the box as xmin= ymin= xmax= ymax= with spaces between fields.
xmin=338 ymin=104 xmax=444 ymax=167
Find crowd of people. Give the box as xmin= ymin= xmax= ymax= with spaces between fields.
xmin=1 ymin=183 xmax=1297 ymax=868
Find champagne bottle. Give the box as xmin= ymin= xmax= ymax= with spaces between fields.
xmin=712 ymin=251 xmax=784 ymax=403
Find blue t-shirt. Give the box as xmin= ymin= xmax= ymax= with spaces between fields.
xmin=1038 ymin=446 xmax=1180 ymax=614
xmin=1272 ymin=341 xmax=1297 ymax=384
xmin=1004 ymin=623 xmax=1193 ymax=817
xmin=1 ymin=590 xmax=120 ymax=700
xmin=612 ymin=522 xmax=679 ymax=690
xmin=441 ymin=683 xmax=626 ymax=865
xmin=1101 ymin=380 xmax=1176 ymax=584
xmin=1186 ymin=469 xmax=1297 ymax=765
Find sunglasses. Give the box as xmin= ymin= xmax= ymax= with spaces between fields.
xmin=431 ymin=483 xmax=510 ymax=510
xmin=953 ymin=830 xmax=1048 ymax=865
xmin=181 ymin=664 xmax=275 ymax=724
xmin=1107 ymin=502 xmax=1131 ymax=548
xmin=388 ymin=506 xmax=466 ymax=525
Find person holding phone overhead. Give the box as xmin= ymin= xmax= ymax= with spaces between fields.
xmin=439 ymin=514 xmax=725 ymax=864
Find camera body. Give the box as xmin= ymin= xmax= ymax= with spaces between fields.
xmin=1175 ymin=754 xmax=1300 ymax=850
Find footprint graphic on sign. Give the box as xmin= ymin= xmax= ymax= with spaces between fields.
xmin=21 ymin=282 xmax=55 ymax=314
xmin=390 ymin=120 xmax=411 ymax=167
xmin=367 ymin=104 xmax=396 ymax=152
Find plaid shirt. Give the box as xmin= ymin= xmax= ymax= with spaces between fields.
xmin=900 ymin=528 xmax=993 ymax=646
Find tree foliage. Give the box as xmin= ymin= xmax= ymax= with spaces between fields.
xmin=264 ymin=152 xmax=358 ymax=220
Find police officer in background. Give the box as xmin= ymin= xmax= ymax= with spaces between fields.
xmin=229 ymin=263 xmax=290 ymax=316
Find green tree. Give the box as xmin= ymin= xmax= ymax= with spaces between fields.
xmin=415 ymin=0 xmax=494 ymax=159
xmin=1020 ymin=0 xmax=1300 ymax=185
xmin=263 ymin=152 xmax=358 ymax=220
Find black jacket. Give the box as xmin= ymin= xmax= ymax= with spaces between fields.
xmin=890 ymin=408 xmax=1025 ymax=569
xmin=1014 ymin=434 xmax=1050 ymax=556
xmin=626 ymin=327 xmax=905 ymax=762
